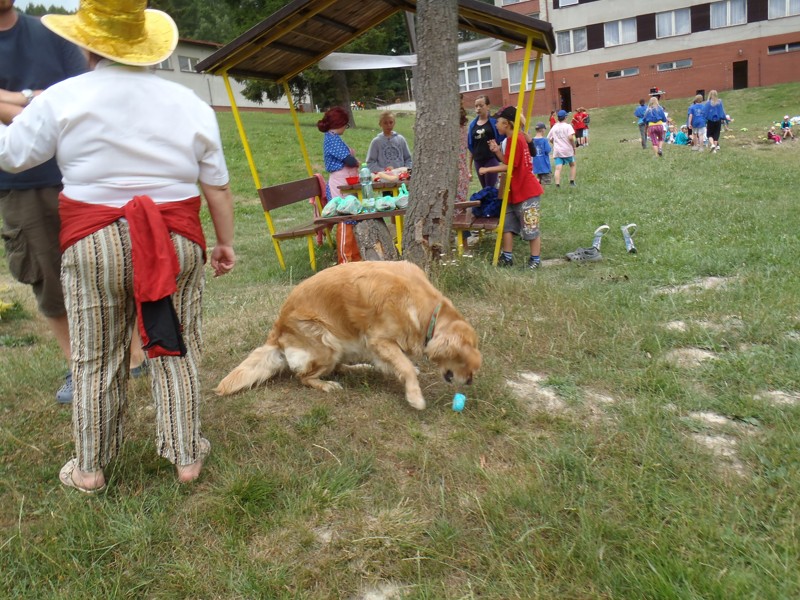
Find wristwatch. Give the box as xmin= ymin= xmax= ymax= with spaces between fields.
xmin=20 ymin=89 xmax=34 ymax=105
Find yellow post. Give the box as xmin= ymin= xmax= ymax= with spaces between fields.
xmin=222 ymin=71 xmax=285 ymax=269
xmin=492 ymin=37 xmax=533 ymax=266
xmin=284 ymin=81 xmax=314 ymax=177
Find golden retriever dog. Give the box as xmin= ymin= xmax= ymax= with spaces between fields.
xmin=215 ymin=261 xmax=481 ymax=409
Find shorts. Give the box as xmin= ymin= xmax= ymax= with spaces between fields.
xmin=504 ymin=196 xmax=540 ymax=241
xmin=706 ymin=120 xmax=722 ymax=141
xmin=647 ymin=124 xmax=664 ymax=146
xmin=554 ymin=156 xmax=575 ymax=166
xmin=537 ymin=172 xmax=552 ymax=185
xmin=0 ymin=186 xmax=66 ymax=317
xmin=693 ymin=126 xmax=707 ymax=139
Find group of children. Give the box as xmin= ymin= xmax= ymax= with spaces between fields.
xmin=530 ymin=110 xmax=578 ymax=188
xmin=767 ymin=116 xmax=795 ymax=144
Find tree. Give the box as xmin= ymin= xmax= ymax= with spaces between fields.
xmin=402 ymin=0 xmax=459 ymax=270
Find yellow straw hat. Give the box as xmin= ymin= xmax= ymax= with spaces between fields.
xmin=42 ymin=0 xmax=178 ymax=67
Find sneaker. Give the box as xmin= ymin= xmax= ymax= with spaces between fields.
xmin=569 ymin=181 xmax=577 ymax=187
xmin=528 ymin=257 xmax=541 ymax=270
xmin=555 ymin=184 xmax=560 ymax=189
xmin=657 ymin=148 xmax=663 ymax=157
xmin=56 ymin=373 xmax=73 ymax=404
xmin=498 ymin=255 xmax=514 ymax=267
xmin=130 ymin=360 xmax=149 ymax=379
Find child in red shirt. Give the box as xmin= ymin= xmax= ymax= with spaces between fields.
xmin=479 ymin=106 xmax=544 ymax=269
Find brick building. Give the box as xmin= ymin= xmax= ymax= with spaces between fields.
xmin=460 ymin=0 xmax=800 ymax=113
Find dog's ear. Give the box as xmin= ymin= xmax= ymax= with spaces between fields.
xmin=425 ymin=320 xmax=479 ymax=362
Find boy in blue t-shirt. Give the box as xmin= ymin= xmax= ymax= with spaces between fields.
xmin=530 ymin=122 xmax=552 ymax=185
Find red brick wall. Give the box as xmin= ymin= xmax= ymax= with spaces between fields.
xmin=537 ymin=33 xmax=800 ymax=110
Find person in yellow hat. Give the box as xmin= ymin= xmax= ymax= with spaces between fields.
xmin=0 ymin=0 xmax=236 ymax=492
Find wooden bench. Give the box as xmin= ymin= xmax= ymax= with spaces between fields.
xmin=451 ymin=210 xmax=500 ymax=255
xmin=258 ymin=174 xmax=331 ymax=271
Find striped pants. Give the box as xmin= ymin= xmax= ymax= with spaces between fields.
xmin=61 ymin=220 xmax=206 ymax=472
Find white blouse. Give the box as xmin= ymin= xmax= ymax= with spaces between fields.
xmin=0 ymin=60 xmax=229 ymax=208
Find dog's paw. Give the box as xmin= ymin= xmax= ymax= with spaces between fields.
xmin=406 ymin=392 xmax=426 ymax=411
xmin=318 ymin=380 xmax=343 ymax=393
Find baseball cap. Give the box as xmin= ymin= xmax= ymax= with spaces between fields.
xmin=785 ymin=115 xmax=790 ymax=120
xmin=535 ymin=122 xmax=546 ymax=130
xmin=557 ymin=109 xmax=567 ymax=119
xmin=493 ymin=105 xmax=517 ymax=122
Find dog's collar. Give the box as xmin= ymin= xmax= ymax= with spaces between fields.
xmin=425 ymin=302 xmax=443 ymax=346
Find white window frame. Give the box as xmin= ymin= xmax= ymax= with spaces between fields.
xmin=606 ymin=67 xmax=639 ymax=79
xmin=657 ymin=59 xmax=693 ymax=71
xmin=502 ymin=0 xmax=523 ymax=5
xmin=711 ymin=0 xmax=748 ymax=28
xmin=656 ymin=8 xmax=691 ymax=38
xmin=154 ymin=57 xmax=172 ymax=70
xmin=604 ymin=18 xmax=637 ymax=47
xmin=178 ymin=56 xmax=199 ymax=73
xmin=507 ymin=61 xmax=545 ymax=93
xmin=768 ymin=41 xmax=800 ymax=53
xmin=560 ymin=0 xmax=579 ymax=6
xmin=768 ymin=0 xmax=800 ymax=18
xmin=556 ymin=27 xmax=588 ymax=55
xmin=458 ymin=58 xmax=492 ymax=93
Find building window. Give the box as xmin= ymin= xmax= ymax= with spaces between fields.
xmin=508 ymin=61 xmax=545 ymax=93
xmin=768 ymin=40 xmax=800 ymax=53
xmin=529 ymin=12 xmax=540 ymax=20
xmin=711 ymin=0 xmax=748 ymax=27
xmin=559 ymin=0 xmax=579 ymax=6
xmin=154 ymin=57 xmax=172 ymax=70
xmin=178 ymin=56 xmax=199 ymax=72
xmin=769 ymin=0 xmax=800 ymax=18
xmin=657 ymin=59 xmax=693 ymax=71
xmin=656 ymin=8 xmax=691 ymax=38
xmin=606 ymin=67 xmax=639 ymax=79
xmin=556 ymin=27 xmax=588 ymax=55
xmin=605 ymin=18 xmax=637 ymax=47
xmin=458 ymin=58 xmax=492 ymax=92
xmin=502 ymin=0 xmax=522 ymax=4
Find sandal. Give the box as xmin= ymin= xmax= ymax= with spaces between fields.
xmin=59 ymin=458 xmax=106 ymax=494
xmin=566 ymin=247 xmax=602 ymax=262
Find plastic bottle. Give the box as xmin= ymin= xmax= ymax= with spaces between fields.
xmin=359 ymin=163 xmax=375 ymax=212
xmin=592 ymin=224 xmax=610 ymax=250
xmin=621 ymin=223 xmax=637 ymax=254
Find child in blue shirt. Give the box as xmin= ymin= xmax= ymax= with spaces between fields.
xmin=530 ymin=122 xmax=552 ymax=184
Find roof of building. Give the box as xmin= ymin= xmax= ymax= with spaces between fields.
xmin=195 ymin=0 xmax=555 ymax=82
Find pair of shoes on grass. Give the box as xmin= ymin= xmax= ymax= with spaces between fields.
xmin=565 ymin=246 xmax=602 ymax=262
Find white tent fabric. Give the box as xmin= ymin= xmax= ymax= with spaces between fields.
xmin=318 ymin=38 xmax=512 ymax=71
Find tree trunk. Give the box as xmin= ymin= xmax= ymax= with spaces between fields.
xmin=402 ymin=0 xmax=459 ymax=272
xmin=333 ymin=70 xmax=356 ymax=128
xmin=353 ymin=220 xmax=399 ymax=262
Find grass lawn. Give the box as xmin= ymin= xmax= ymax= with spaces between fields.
xmin=1 ymin=82 xmax=799 ymax=599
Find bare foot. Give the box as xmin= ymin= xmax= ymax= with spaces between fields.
xmin=60 ymin=458 xmax=106 ymax=493
xmin=176 ymin=438 xmax=211 ymax=483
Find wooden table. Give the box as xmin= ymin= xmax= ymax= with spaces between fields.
xmin=337 ymin=179 xmax=409 ymax=199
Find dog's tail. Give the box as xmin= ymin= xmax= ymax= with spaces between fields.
xmin=214 ymin=343 xmax=286 ymax=396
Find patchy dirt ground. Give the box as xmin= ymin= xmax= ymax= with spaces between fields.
xmin=506 ymin=370 xmax=771 ymax=478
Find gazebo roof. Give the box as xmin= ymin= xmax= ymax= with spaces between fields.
xmin=196 ymin=0 xmax=555 ymax=81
